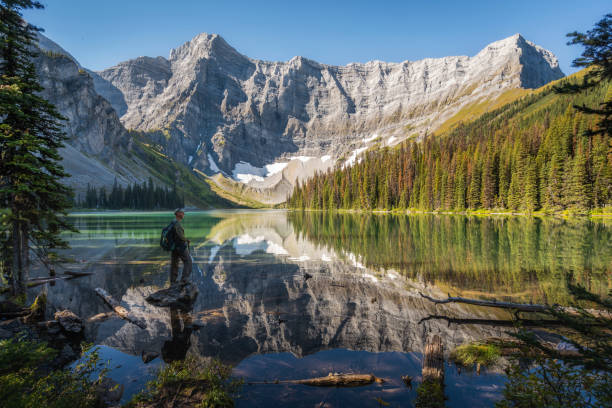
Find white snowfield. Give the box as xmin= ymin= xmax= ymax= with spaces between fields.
xmin=229 ymin=155 xmax=333 ymax=185
xmin=207 ymin=153 xmax=222 ymax=173
xmin=233 ymin=233 xmax=289 ymax=256
xmin=232 ymin=161 xmax=266 ymax=183
xmin=344 ymin=147 xmax=368 ymax=168
xmin=363 ymin=133 xmax=379 ymax=143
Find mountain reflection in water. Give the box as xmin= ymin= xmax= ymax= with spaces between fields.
xmin=33 ymin=210 xmax=611 ymax=407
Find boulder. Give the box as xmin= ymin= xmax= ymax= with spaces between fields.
xmin=141 ymin=350 xmax=159 ymax=364
xmin=96 ymin=377 xmax=124 ymax=406
xmin=54 ymin=310 xmax=83 ymax=333
xmin=145 ymin=283 xmax=198 ymax=310
xmin=0 ymin=327 xmax=12 ymax=340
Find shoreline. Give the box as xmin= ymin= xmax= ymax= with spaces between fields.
xmin=285 ymin=207 xmax=612 ymax=218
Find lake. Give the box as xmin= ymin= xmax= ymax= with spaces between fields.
xmin=32 ymin=210 xmax=612 ymax=407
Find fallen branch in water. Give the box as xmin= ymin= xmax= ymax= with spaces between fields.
xmin=419 ymin=293 xmax=612 ymax=319
xmin=419 ymin=293 xmax=554 ymax=313
xmin=419 ymin=315 xmax=570 ymax=327
xmin=64 ymin=271 xmax=93 ymax=278
xmin=0 ymin=309 xmax=30 ymax=318
xmin=248 ymin=373 xmax=385 ymax=387
xmin=94 ymin=288 xmax=146 ymax=329
xmin=26 ymin=271 xmax=93 ymax=288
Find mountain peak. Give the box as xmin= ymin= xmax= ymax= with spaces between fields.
xmin=169 ymin=32 xmax=243 ymax=61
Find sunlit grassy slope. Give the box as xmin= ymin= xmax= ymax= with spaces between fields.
xmin=128 ymin=135 xmax=241 ymax=209
xmin=434 ymin=69 xmax=591 ymax=136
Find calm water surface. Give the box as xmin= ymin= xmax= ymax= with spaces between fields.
xmin=32 ymin=210 xmax=612 ymax=407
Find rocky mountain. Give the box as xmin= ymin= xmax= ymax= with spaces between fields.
xmin=32 ymin=32 xmax=564 ymax=205
xmin=33 ymin=34 xmax=150 ymax=197
xmin=94 ymin=33 xmax=563 ymax=203
xmin=33 ymin=35 xmax=233 ymax=208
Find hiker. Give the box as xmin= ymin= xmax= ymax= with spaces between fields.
xmin=170 ymin=208 xmax=192 ymax=283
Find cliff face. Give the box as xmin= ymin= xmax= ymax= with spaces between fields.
xmin=32 ymin=32 xmax=564 ymax=204
xmin=33 ymin=34 xmax=149 ymax=195
xmin=97 ymin=33 xmax=564 ymax=179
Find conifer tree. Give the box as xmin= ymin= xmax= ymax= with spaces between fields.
xmin=566 ymin=149 xmax=591 ymax=211
xmin=522 ymin=161 xmax=538 ymax=212
xmin=0 ymin=0 xmax=75 ymax=295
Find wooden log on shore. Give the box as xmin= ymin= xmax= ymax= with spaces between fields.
xmin=422 ymin=335 xmax=444 ymax=383
xmin=94 ymin=288 xmax=146 ymax=329
xmin=248 ymin=373 xmax=384 ymax=387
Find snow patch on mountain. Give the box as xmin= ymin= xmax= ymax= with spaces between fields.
xmin=344 ymin=147 xmax=368 ymax=168
xmin=208 ymin=153 xmax=221 ymax=173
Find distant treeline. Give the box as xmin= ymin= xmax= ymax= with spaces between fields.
xmin=75 ymin=178 xmax=184 ymax=210
xmin=288 ymin=77 xmax=611 ymax=213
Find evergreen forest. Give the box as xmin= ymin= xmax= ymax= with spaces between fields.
xmin=75 ymin=178 xmax=185 ymax=210
xmin=288 ymin=75 xmax=611 ymax=213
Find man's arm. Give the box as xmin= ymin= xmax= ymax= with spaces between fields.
xmin=174 ymin=222 xmax=187 ymax=244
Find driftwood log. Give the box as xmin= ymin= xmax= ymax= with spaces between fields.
xmin=94 ymin=288 xmax=146 ymax=329
xmin=248 ymin=373 xmax=384 ymax=387
xmin=422 ymin=335 xmax=444 ymax=382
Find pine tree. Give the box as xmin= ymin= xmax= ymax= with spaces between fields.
xmin=566 ymin=149 xmax=591 ymax=211
xmin=467 ymin=159 xmax=482 ymax=209
xmin=0 ymin=0 xmax=75 ymax=295
xmin=522 ymin=161 xmax=538 ymax=212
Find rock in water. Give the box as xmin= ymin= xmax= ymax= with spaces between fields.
xmin=96 ymin=377 xmax=124 ymax=406
xmin=142 ymin=350 xmax=159 ymax=364
xmin=146 ymin=283 xmax=198 ymax=309
xmin=54 ymin=310 xmax=83 ymax=333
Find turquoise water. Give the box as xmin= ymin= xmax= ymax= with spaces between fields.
xmin=35 ymin=210 xmax=611 ymax=407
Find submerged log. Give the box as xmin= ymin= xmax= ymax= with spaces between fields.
xmin=248 ymin=373 xmax=384 ymax=387
xmin=94 ymin=288 xmax=146 ymax=329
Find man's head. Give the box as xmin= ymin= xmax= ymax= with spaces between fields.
xmin=174 ymin=208 xmax=185 ymax=221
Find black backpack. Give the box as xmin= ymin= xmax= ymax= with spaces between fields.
xmin=160 ymin=220 xmax=177 ymax=251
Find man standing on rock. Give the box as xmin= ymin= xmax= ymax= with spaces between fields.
xmin=170 ymin=208 xmax=192 ymax=284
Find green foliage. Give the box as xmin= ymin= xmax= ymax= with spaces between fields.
xmin=451 ymin=343 xmax=501 ymax=367
xmin=76 ymin=177 xmax=184 ymax=210
xmin=495 ymin=281 xmax=612 ymax=408
xmin=288 ymin=76 xmax=611 ymax=213
xmin=497 ymin=358 xmax=611 ymax=408
xmin=0 ymin=0 xmax=76 ymax=296
xmin=131 ymin=137 xmax=236 ymax=209
xmin=0 ymin=337 xmax=107 ymax=408
xmin=414 ymin=380 xmax=446 ymax=408
xmin=128 ymin=357 xmax=242 ymax=408
xmin=289 ymin=212 xmax=612 ymax=303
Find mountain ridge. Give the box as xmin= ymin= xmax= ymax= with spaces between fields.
xmin=92 ymin=31 xmax=563 ymax=204
xmin=34 ymin=32 xmax=565 ymax=206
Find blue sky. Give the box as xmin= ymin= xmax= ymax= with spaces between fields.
xmin=23 ymin=0 xmax=610 ymax=74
